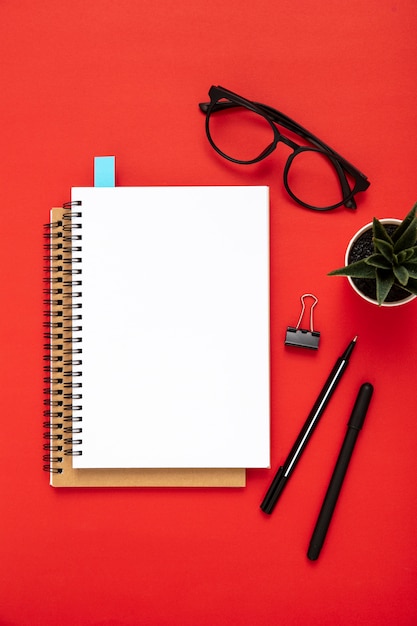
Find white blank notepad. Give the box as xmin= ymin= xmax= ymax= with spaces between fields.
xmin=71 ymin=186 xmax=270 ymax=469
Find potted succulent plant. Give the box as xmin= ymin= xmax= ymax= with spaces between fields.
xmin=328 ymin=203 xmax=417 ymax=306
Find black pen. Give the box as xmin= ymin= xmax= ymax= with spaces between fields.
xmin=260 ymin=336 xmax=357 ymax=515
xmin=307 ymin=382 xmax=373 ymax=561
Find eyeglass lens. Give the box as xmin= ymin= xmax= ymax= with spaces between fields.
xmin=286 ymin=150 xmax=354 ymax=209
xmin=208 ymin=106 xmax=275 ymax=162
xmin=207 ymin=103 xmax=354 ymax=210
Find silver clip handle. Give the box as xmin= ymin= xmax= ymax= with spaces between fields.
xmin=295 ymin=293 xmax=318 ymax=332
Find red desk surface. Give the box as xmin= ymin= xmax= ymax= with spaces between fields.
xmin=1 ymin=1 xmax=416 ymax=624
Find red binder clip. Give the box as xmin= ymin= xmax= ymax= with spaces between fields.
xmin=285 ymin=294 xmax=320 ymax=350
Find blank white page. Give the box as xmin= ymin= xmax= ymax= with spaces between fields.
xmin=71 ymin=186 xmax=270 ymax=468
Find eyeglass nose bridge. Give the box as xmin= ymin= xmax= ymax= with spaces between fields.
xmin=276 ymin=132 xmax=300 ymax=152
xmin=242 ymin=123 xmax=302 ymax=164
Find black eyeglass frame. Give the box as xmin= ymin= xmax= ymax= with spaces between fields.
xmin=199 ymin=85 xmax=370 ymax=211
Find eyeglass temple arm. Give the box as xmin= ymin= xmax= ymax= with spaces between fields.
xmin=200 ymin=100 xmax=363 ymax=175
xmin=199 ymin=100 xmax=339 ymax=156
xmin=254 ymin=102 xmax=363 ymax=170
xmin=199 ymin=100 xmax=360 ymax=209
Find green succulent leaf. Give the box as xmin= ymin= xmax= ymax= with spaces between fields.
xmin=365 ymin=253 xmax=392 ymax=269
xmin=372 ymin=217 xmax=393 ymax=245
xmin=402 ymin=276 xmax=417 ymax=296
xmin=405 ymin=247 xmax=417 ymax=259
xmin=376 ymin=269 xmax=395 ymax=305
xmin=328 ymin=259 xmax=376 ymax=278
xmin=393 ymin=265 xmax=409 ymax=286
xmin=373 ymin=237 xmax=394 ymax=261
xmin=404 ymin=262 xmax=417 ymax=279
xmin=393 ymin=217 xmax=417 ymax=253
xmin=397 ymin=248 xmax=416 ymax=263
xmin=391 ymin=203 xmax=417 ymax=243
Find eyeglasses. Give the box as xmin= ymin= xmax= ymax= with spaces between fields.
xmin=199 ymin=86 xmax=370 ymax=211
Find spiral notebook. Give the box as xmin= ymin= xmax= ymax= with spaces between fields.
xmin=44 ymin=185 xmax=270 ymax=487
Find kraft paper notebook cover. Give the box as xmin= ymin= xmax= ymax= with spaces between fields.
xmin=44 ymin=186 xmax=270 ymax=487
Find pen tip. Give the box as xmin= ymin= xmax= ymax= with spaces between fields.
xmin=353 ymin=335 xmax=358 ymax=342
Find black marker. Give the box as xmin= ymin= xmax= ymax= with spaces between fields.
xmin=261 ymin=336 xmax=357 ymax=515
xmin=307 ymin=382 xmax=373 ymax=561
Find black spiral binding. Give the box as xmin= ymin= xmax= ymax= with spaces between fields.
xmin=43 ymin=201 xmax=83 ymax=474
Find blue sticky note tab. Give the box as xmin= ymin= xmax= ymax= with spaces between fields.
xmin=94 ymin=156 xmax=115 ymax=187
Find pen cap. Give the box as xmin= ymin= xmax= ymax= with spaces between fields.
xmin=348 ymin=383 xmax=373 ymax=430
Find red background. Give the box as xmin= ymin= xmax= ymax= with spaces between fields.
xmin=1 ymin=1 xmax=417 ymax=624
